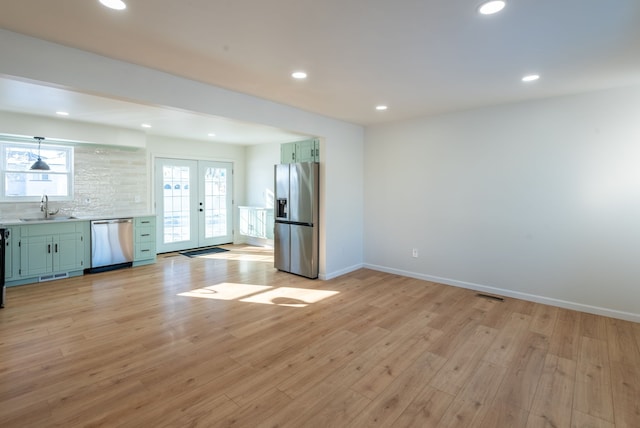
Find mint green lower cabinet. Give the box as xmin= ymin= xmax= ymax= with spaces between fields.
xmin=133 ymin=216 xmax=156 ymax=266
xmin=4 ymin=217 xmax=155 ymax=287
xmin=20 ymin=234 xmax=51 ymax=277
xmin=8 ymin=221 xmax=88 ymax=286
xmin=4 ymin=226 xmax=16 ymax=281
xmin=55 ymin=232 xmax=85 ymax=272
xmin=20 ymin=231 xmax=85 ymax=278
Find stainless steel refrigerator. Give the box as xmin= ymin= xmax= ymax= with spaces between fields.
xmin=274 ymin=162 xmax=319 ymax=279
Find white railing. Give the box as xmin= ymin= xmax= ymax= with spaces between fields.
xmin=239 ymin=206 xmax=274 ymax=239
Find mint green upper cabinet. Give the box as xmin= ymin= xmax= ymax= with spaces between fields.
xmin=280 ymin=139 xmax=319 ymax=164
xmin=281 ymin=143 xmax=296 ymax=164
xmin=295 ymin=139 xmax=317 ymax=163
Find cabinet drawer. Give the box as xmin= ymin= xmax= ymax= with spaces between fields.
xmin=135 ymin=242 xmax=155 ymax=260
xmin=135 ymin=217 xmax=156 ymax=227
xmin=133 ymin=216 xmax=156 ymax=264
xmin=136 ymin=227 xmax=154 ymax=242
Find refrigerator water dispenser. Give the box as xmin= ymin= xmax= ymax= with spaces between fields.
xmin=277 ymin=198 xmax=288 ymax=219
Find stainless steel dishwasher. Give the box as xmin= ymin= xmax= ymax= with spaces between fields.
xmin=90 ymin=218 xmax=134 ymax=272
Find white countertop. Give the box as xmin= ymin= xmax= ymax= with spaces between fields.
xmin=0 ymin=213 xmax=156 ymax=226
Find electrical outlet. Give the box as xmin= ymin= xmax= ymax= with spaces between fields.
xmin=412 ymin=248 xmax=418 ymax=258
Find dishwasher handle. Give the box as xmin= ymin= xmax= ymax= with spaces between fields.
xmin=91 ymin=218 xmax=133 ymax=225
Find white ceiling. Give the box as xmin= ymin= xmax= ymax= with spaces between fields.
xmin=0 ymin=78 xmax=308 ymax=144
xmin=0 ymin=0 xmax=639 ymax=143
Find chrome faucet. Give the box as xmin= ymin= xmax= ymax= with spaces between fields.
xmin=40 ymin=194 xmax=49 ymax=218
xmin=40 ymin=194 xmax=59 ymax=218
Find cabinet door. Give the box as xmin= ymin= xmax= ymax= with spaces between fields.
xmin=295 ymin=140 xmax=316 ymax=163
xmin=5 ymin=228 xmax=13 ymax=280
xmin=55 ymin=233 xmax=84 ymax=272
xmin=20 ymin=235 xmax=52 ymax=276
xmin=312 ymin=139 xmax=319 ymax=162
xmin=280 ymin=142 xmax=296 ymax=164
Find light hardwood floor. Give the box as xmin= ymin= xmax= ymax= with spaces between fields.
xmin=1 ymin=245 xmax=638 ymax=427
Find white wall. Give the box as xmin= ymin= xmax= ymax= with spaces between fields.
xmin=245 ymin=142 xmax=280 ymax=208
xmin=240 ymin=143 xmax=280 ymax=246
xmin=0 ymin=29 xmax=365 ymax=279
xmin=322 ymin=132 xmax=365 ymax=279
xmin=364 ymin=84 xmax=640 ymax=322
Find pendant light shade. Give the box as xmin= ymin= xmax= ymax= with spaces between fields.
xmin=30 ymin=136 xmax=50 ymax=171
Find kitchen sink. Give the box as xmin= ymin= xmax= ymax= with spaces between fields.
xmin=20 ymin=216 xmax=78 ymax=222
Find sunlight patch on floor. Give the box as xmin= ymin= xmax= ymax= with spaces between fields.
xmin=178 ymin=282 xmax=338 ymax=307
xmin=240 ymin=287 xmax=339 ymax=308
xmin=178 ymin=283 xmax=271 ymax=300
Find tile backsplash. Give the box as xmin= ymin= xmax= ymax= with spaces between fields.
xmin=0 ymin=145 xmax=150 ymax=219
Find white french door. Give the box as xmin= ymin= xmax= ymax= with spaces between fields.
xmin=155 ymin=158 xmax=233 ymax=253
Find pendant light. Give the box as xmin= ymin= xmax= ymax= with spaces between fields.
xmin=30 ymin=136 xmax=51 ymax=170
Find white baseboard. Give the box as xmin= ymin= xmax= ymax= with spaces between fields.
xmin=245 ymin=236 xmax=274 ymax=248
xmin=363 ymin=263 xmax=640 ymax=323
xmin=321 ymin=263 xmax=364 ymax=281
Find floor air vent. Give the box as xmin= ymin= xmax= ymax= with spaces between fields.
xmin=476 ymin=293 xmax=505 ymax=302
xmin=39 ymin=272 xmax=70 ymax=282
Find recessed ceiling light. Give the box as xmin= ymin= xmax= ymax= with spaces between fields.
xmin=208 ymin=133 xmax=216 ymax=137
xmin=478 ymin=0 xmax=506 ymax=15
xmin=56 ymin=111 xmax=69 ymax=116
xmin=522 ymin=74 xmax=540 ymax=82
xmin=141 ymin=123 xmax=152 ymax=128
xmin=99 ymin=0 xmax=127 ymax=10
xmin=376 ymin=105 xmax=388 ymax=111
xmin=291 ymin=71 xmax=307 ymax=79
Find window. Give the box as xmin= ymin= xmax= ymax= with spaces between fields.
xmin=1 ymin=139 xmax=74 ymax=201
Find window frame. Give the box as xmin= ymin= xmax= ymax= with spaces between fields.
xmin=0 ymin=138 xmax=74 ymax=202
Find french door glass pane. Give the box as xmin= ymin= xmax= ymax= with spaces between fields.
xmin=204 ymin=167 xmax=227 ymax=238
xmin=162 ymin=165 xmax=191 ymax=244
